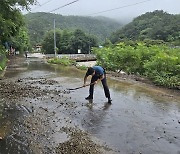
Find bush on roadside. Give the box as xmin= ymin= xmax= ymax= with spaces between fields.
xmin=144 ymin=51 xmax=180 ymax=88
xmin=47 ymin=57 xmax=76 ymax=66
xmin=76 ymin=65 xmax=87 ymax=70
xmin=93 ymin=42 xmax=180 ymax=89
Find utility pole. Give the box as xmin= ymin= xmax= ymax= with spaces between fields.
xmin=54 ymin=19 xmax=57 ymax=57
xmin=88 ymin=26 xmax=91 ymax=54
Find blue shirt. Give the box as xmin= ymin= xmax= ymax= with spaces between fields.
xmin=93 ymin=66 xmax=104 ymax=76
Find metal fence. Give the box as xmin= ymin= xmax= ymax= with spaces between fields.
xmin=45 ymin=54 xmax=96 ymax=61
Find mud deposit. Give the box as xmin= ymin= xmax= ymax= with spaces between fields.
xmin=0 ymin=58 xmax=115 ymax=154
xmin=0 ymin=57 xmax=180 ymax=154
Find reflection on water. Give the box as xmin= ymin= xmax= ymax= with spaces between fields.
xmin=108 ymin=78 xmax=180 ymax=104
xmin=82 ymin=101 xmax=112 ymax=135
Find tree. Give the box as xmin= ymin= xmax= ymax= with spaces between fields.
xmin=110 ymin=10 xmax=180 ymax=45
xmin=59 ymin=30 xmax=72 ymax=54
xmin=69 ymin=29 xmax=87 ymax=53
xmin=103 ymin=38 xmax=112 ymax=47
xmin=42 ymin=30 xmax=62 ymax=54
xmin=0 ymin=0 xmax=35 ymax=40
xmin=0 ymin=0 xmax=36 ymax=53
xmin=11 ymin=27 xmax=30 ymax=53
xmin=24 ymin=12 xmax=122 ymax=46
xmin=42 ymin=28 xmax=98 ymax=54
xmin=70 ymin=29 xmax=98 ymax=54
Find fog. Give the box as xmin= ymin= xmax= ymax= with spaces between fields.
xmin=26 ymin=0 xmax=180 ymax=23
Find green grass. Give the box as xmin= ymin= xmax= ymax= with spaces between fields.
xmin=47 ymin=57 xmax=76 ymax=66
xmin=76 ymin=65 xmax=87 ymax=70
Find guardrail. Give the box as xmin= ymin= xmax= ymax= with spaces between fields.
xmin=45 ymin=54 xmax=96 ymax=61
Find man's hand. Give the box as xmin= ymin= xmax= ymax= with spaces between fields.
xmin=94 ymin=81 xmax=98 ymax=84
xmin=99 ymin=74 xmax=104 ymax=80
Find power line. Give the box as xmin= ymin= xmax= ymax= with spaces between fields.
xmin=49 ymin=0 xmax=80 ymax=13
xmin=30 ymin=0 xmax=80 ymax=18
xmin=31 ymin=0 xmax=55 ymax=11
xmin=88 ymin=0 xmax=152 ymax=16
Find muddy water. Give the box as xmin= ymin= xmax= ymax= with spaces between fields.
xmin=0 ymin=57 xmax=180 ymax=154
xmin=60 ymin=73 xmax=180 ymax=154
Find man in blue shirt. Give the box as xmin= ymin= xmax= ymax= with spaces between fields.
xmin=83 ymin=66 xmax=112 ymax=103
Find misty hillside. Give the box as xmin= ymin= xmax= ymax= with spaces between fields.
xmin=24 ymin=12 xmax=123 ymax=46
xmin=110 ymin=10 xmax=180 ymax=45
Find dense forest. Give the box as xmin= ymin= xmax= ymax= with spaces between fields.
xmin=41 ymin=29 xmax=98 ymax=54
xmin=110 ymin=10 xmax=180 ymax=46
xmin=24 ymin=12 xmax=122 ymax=46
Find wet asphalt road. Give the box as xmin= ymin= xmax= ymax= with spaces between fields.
xmin=0 ymin=56 xmax=180 ymax=154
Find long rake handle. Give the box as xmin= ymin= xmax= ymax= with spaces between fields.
xmin=67 ymin=82 xmax=95 ymax=90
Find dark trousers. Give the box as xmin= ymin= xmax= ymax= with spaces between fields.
xmin=89 ymin=74 xmax=110 ymax=99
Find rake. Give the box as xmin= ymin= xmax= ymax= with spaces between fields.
xmin=67 ymin=82 xmax=95 ymax=90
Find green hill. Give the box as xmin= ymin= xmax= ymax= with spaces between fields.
xmin=24 ymin=12 xmax=123 ymax=46
xmin=110 ymin=10 xmax=180 ymax=45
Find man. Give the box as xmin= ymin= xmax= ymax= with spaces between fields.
xmin=25 ymin=51 xmax=28 ymax=58
xmin=83 ymin=66 xmax=112 ymax=103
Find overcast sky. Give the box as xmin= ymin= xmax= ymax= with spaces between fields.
xmin=26 ymin=0 xmax=180 ymax=23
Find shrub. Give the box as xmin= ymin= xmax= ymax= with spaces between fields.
xmin=47 ymin=57 xmax=76 ymax=66
xmin=93 ymin=42 xmax=180 ymax=88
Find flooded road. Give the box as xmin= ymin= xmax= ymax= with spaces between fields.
xmin=0 ymin=57 xmax=180 ymax=154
